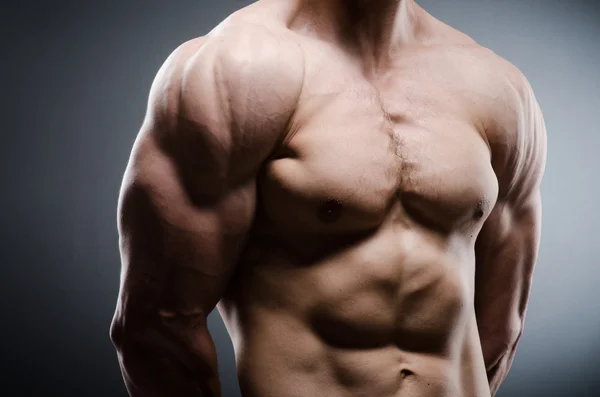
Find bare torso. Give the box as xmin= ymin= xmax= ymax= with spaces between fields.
xmin=111 ymin=1 xmax=546 ymax=397
xmin=217 ymin=2 xmax=497 ymax=397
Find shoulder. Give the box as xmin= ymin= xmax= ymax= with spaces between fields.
xmin=148 ymin=15 xmax=304 ymax=129
xmin=472 ymin=50 xmax=547 ymax=204
xmin=429 ymin=38 xmax=546 ymax=204
xmin=132 ymin=14 xmax=305 ymax=189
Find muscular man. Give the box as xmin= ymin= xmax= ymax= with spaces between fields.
xmin=110 ymin=1 xmax=547 ymax=396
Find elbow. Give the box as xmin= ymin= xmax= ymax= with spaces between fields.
xmin=505 ymin=314 xmax=524 ymax=348
xmin=110 ymin=309 xmax=141 ymax=353
xmin=110 ymin=316 xmax=127 ymax=351
xmin=109 ymin=301 xmax=155 ymax=352
xmin=109 ymin=315 xmax=149 ymax=354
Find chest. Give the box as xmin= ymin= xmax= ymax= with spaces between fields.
xmin=258 ymin=56 xmax=498 ymax=237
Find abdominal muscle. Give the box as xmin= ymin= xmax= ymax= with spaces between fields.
xmin=218 ymin=206 xmax=491 ymax=397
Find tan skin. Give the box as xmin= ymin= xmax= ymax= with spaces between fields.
xmin=110 ymin=1 xmax=547 ymax=396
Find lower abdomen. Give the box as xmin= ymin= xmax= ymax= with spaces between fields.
xmin=228 ymin=307 xmax=489 ymax=397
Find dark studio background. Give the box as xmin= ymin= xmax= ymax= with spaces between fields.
xmin=2 ymin=0 xmax=599 ymax=396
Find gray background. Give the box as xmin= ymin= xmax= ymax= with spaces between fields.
xmin=2 ymin=0 xmax=599 ymax=396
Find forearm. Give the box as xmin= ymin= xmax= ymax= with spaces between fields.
xmin=486 ymin=341 xmax=519 ymax=397
xmin=112 ymin=319 xmax=221 ymax=397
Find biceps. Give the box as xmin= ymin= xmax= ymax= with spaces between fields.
xmin=117 ymin=132 xmax=255 ymax=323
xmin=474 ymin=196 xmax=541 ymax=348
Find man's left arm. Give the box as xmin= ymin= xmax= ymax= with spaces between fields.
xmin=474 ymin=67 xmax=547 ymax=396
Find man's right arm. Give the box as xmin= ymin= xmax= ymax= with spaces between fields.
xmin=110 ymin=31 xmax=301 ymax=397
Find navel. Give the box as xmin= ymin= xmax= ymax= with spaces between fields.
xmin=400 ymin=369 xmax=414 ymax=378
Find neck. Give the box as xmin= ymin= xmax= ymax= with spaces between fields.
xmin=292 ymin=0 xmax=420 ymax=62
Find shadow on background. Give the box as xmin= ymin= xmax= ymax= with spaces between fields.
xmin=2 ymin=1 xmax=599 ymax=396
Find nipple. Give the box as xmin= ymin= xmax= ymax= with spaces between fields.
xmin=317 ymin=199 xmax=343 ymax=223
xmin=473 ymin=200 xmax=487 ymax=220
